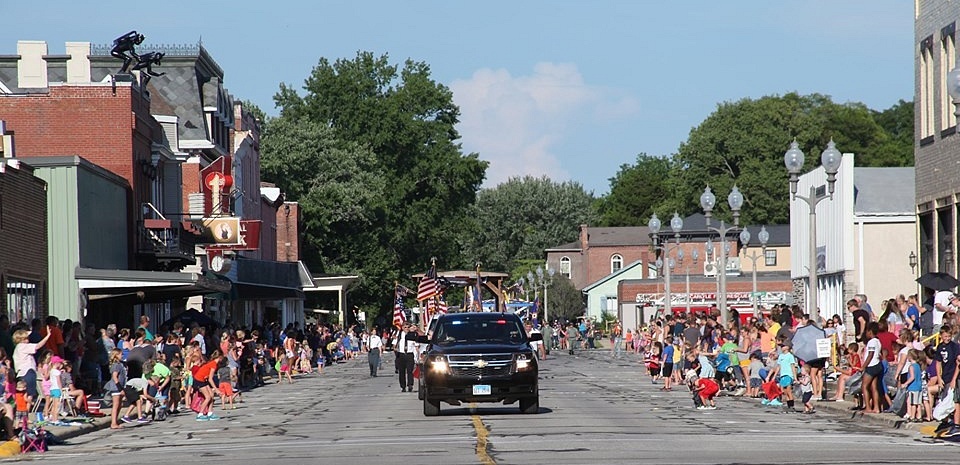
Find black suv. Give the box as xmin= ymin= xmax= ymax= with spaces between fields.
xmin=418 ymin=312 xmax=541 ymax=416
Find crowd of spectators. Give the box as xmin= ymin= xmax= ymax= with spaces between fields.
xmin=0 ymin=312 xmax=370 ymax=438
xmin=631 ymin=294 xmax=960 ymax=435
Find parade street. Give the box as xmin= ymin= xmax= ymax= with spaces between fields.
xmin=18 ymin=349 xmax=960 ymax=465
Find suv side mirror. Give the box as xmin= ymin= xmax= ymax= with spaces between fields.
xmin=528 ymin=333 xmax=543 ymax=342
xmin=415 ymin=335 xmax=429 ymax=344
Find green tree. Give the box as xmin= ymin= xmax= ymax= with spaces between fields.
xmin=545 ymin=276 xmax=585 ymax=323
xmin=268 ymin=52 xmax=487 ymax=318
xmin=259 ymin=118 xmax=390 ymax=297
xmin=464 ymin=176 xmax=597 ymax=273
xmin=668 ymin=93 xmax=911 ymax=225
xmin=596 ymin=154 xmax=673 ymax=226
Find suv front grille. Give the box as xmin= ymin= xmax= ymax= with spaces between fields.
xmin=447 ymin=353 xmax=513 ymax=377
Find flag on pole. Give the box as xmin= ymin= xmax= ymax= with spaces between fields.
xmin=427 ymin=298 xmax=448 ymax=315
xmin=393 ymin=287 xmax=407 ymax=328
xmin=417 ymin=266 xmax=439 ymax=301
xmin=472 ymin=285 xmax=482 ymax=311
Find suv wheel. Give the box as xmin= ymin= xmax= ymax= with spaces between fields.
xmin=423 ymin=395 xmax=441 ymax=416
xmin=519 ymin=396 xmax=539 ymax=414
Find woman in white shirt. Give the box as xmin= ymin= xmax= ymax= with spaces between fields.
xmin=860 ymin=322 xmax=883 ymax=414
xmin=12 ymin=326 xmax=53 ymax=409
xmin=367 ymin=328 xmax=383 ymax=377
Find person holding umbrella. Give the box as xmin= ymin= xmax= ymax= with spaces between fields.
xmin=791 ymin=315 xmax=827 ymax=400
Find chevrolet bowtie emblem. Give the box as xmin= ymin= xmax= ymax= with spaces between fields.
xmin=475 ymin=359 xmax=488 ymax=368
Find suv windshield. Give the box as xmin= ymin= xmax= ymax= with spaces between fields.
xmin=433 ymin=316 xmax=527 ymax=345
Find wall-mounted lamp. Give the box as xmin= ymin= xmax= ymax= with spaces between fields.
xmin=909 ymin=251 xmax=918 ymax=274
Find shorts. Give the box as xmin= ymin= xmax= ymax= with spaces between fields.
xmin=50 ymin=388 xmax=62 ymax=399
xmin=778 ymin=376 xmax=794 ymax=388
xmin=648 ymin=366 xmax=660 ymax=377
xmin=219 ymin=382 xmax=234 ymax=397
xmin=908 ymin=391 xmax=922 ymax=404
xmin=806 ymin=358 xmax=826 ymax=369
xmin=662 ymin=363 xmax=674 ymax=378
xmin=192 ymin=378 xmax=208 ymax=390
xmin=864 ymin=363 xmax=883 ymax=378
xmin=749 ymin=378 xmax=762 ymax=389
xmin=801 ymin=391 xmax=813 ymax=403
xmin=699 ymin=382 xmax=720 ymax=400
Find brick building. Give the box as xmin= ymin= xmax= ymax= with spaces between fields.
xmin=915 ymin=1 xmax=960 ymax=279
xmin=0 ymin=124 xmax=48 ymax=323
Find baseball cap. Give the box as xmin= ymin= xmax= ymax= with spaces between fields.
xmin=685 ymin=369 xmax=698 ymax=381
xmin=51 ymin=355 xmax=64 ymax=364
xmin=780 ymin=340 xmax=793 ymax=349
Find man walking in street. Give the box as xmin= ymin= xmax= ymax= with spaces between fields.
xmin=396 ymin=323 xmax=418 ymax=392
xmin=368 ymin=326 xmax=383 ymax=377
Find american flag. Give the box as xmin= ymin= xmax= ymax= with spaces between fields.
xmin=393 ymin=290 xmax=407 ymax=328
xmin=427 ymin=298 xmax=448 ymax=315
xmin=417 ymin=266 xmax=439 ymax=301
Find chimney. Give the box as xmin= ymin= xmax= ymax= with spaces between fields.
xmin=579 ymin=224 xmax=589 ymax=250
xmin=65 ymin=42 xmax=91 ymax=83
xmin=17 ymin=40 xmax=48 ymax=88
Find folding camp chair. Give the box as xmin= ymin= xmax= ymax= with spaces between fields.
xmin=18 ymin=416 xmax=45 ymax=453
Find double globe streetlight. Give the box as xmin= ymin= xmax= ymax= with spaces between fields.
xmin=739 ymin=226 xmax=770 ymax=317
xmin=527 ymin=265 xmax=555 ymax=327
xmin=700 ymin=185 xmax=744 ymax=325
xmin=648 ymin=212 xmax=684 ymax=317
xmin=784 ymin=139 xmax=842 ymax=324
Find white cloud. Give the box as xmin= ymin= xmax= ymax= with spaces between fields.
xmin=451 ymin=62 xmax=638 ymax=187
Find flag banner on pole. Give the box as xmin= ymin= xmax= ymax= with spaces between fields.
xmin=396 ymin=284 xmax=414 ymax=297
xmin=418 ymin=266 xmax=439 ymax=301
xmin=393 ymin=288 xmax=407 ymax=328
xmin=427 ymin=298 xmax=448 ymax=315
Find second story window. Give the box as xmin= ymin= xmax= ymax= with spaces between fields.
xmin=611 ymin=254 xmax=623 ymax=273
xmin=560 ymin=256 xmax=571 ymax=279
xmin=765 ymin=249 xmax=777 ymax=266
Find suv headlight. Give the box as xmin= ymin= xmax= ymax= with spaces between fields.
xmin=515 ymin=353 xmax=535 ymax=372
xmin=428 ymin=355 xmax=449 ymax=374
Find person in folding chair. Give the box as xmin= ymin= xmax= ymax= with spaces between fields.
xmin=59 ymin=361 xmax=88 ymax=416
xmin=12 ymin=326 xmax=55 ymax=423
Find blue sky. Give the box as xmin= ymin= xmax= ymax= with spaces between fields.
xmin=0 ymin=1 xmax=912 ymax=195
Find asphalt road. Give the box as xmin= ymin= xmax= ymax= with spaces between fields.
xmin=16 ymin=349 xmax=960 ymax=465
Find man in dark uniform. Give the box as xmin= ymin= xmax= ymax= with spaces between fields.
xmin=396 ymin=323 xmax=419 ymax=392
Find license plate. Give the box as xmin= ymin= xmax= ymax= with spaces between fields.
xmin=473 ymin=384 xmax=492 ymax=395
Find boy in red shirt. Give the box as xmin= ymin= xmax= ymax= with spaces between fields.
xmin=686 ymin=368 xmax=719 ymax=410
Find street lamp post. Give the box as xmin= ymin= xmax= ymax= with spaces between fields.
xmin=648 ymin=213 xmax=684 ymax=316
xmin=739 ymin=226 xmax=770 ymax=317
xmin=784 ymin=139 xmax=842 ymax=324
xmin=700 ymin=185 xmax=744 ymax=325
xmin=679 ymin=248 xmax=700 ymax=315
xmin=536 ymin=265 xmax=555 ymax=328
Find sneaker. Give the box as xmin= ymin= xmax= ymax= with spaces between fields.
xmin=196 ymin=414 xmax=209 ymax=422
xmin=696 ymin=405 xmax=707 ymax=410
xmin=137 ymin=416 xmax=151 ymax=423
xmin=206 ymin=413 xmax=221 ymax=421
xmin=121 ymin=416 xmax=133 ymax=423
xmin=761 ymin=399 xmax=769 ymax=405
xmin=768 ymin=399 xmax=783 ymax=407
xmin=943 ymin=426 xmax=960 ymax=437
xmin=733 ymin=387 xmax=747 ymax=397
xmin=705 ymin=405 xmax=717 ymax=410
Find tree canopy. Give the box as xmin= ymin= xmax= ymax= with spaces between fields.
xmin=605 ymin=93 xmax=914 ymax=226
xmin=264 ymin=52 xmax=487 ymax=319
xmin=464 ymin=176 xmax=597 ymax=273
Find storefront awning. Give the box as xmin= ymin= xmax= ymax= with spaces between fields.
xmin=218 ymin=258 xmax=305 ymax=301
xmin=77 ymin=267 xmax=231 ymax=302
